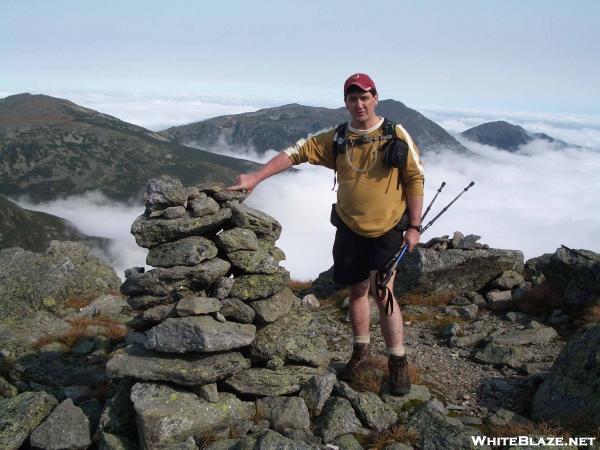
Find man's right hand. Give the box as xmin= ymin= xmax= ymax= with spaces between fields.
xmin=226 ymin=173 xmax=259 ymax=194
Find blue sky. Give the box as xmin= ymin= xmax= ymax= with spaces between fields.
xmin=2 ymin=0 xmax=599 ymax=115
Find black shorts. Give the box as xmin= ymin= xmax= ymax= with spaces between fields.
xmin=331 ymin=208 xmax=404 ymax=286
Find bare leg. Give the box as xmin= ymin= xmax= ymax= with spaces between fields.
xmin=348 ymin=278 xmax=371 ymax=338
xmin=369 ymin=270 xmax=404 ymax=349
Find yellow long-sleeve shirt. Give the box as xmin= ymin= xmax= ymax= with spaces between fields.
xmin=284 ymin=117 xmax=424 ymax=237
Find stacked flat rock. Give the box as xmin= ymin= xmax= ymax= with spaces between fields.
xmin=106 ymin=176 xmax=332 ymax=449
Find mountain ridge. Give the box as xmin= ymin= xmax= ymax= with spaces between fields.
xmin=0 ymin=93 xmax=261 ymax=202
xmin=160 ymin=99 xmax=472 ymax=155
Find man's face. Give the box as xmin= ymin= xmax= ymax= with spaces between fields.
xmin=344 ymin=90 xmax=379 ymax=127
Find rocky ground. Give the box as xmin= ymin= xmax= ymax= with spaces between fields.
xmin=1 ymin=177 xmax=599 ymax=450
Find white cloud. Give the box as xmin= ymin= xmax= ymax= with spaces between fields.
xmin=15 ymin=191 xmax=147 ymax=281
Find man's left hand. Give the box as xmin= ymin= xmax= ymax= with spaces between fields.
xmin=403 ymin=229 xmax=421 ymax=252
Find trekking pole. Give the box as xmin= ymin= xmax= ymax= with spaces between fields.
xmin=376 ymin=181 xmax=475 ymax=291
xmin=421 ymin=181 xmax=446 ymax=222
xmin=421 ymin=181 xmax=474 ymax=234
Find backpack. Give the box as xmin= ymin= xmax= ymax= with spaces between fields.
xmin=331 ymin=118 xmax=409 ymax=191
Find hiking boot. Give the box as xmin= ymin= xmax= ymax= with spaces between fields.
xmin=340 ymin=343 xmax=370 ymax=381
xmin=388 ymin=354 xmax=411 ymax=395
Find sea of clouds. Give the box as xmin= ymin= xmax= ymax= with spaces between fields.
xmin=12 ymin=95 xmax=600 ymax=281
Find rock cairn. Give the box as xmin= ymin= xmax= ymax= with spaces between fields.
xmin=104 ymin=176 xmax=338 ymax=449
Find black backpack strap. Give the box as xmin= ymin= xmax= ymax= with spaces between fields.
xmin=331 ymin=122 xmax=347 ymax=190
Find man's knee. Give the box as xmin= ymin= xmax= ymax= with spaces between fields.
xmin=349 ymin=278 xmax=370 ymax=299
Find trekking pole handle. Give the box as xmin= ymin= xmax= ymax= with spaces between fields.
xmin=421 ymin=181 xmax=446 ymax=222
xmin=378 ymin=243 xmax=408 ymax=289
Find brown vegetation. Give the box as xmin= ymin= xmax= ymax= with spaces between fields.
xmin=33 ymin=316 xmax=127 ymax=350
xmin=365 ymin=424 xmax=419 ymax=450
xmin=581 ymin=302 xmax=600 ymax=325
xmin=288 ymin=278 xmax=313 ymax=294
xmin=486 ymin=421 xmax=571 ymax=439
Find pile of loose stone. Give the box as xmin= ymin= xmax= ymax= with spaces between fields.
xmin=103 ymin=176 xmax=423 ymax=450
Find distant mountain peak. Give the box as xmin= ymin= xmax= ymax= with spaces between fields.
xmin=461 ymin=120 xmax=573 ymax=152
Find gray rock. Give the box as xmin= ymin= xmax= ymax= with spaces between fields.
xmin=227 ymin=249 xmax=278 ymax=274
xmin=450 ymin=231 xmax=464 ymax=249
xmin=448 ymin=332 xmax=488 ymax=348
xmin=228 ymin=202 xmax=282 ymax=242
xmin=219 ymin=298 xmax=255 ymax=324
xmin=299 ymin=370 xmax=337 ymax=416
xmin=97 ymin=381 xmax=136 ymax=439
xmin=130 ymin=383 xmax=254 ymax=450
xmin=196 ymin=383 xmax=218 ymax=403
xmin=259 ymin=242 xmax=286 ymax=262
xmin=465 ymin=291 xmax=486 ymax=305
xmin=211 ymin=189 xmax=248 ymax=204
xmin=505 ymin=311 xmax=529 ymax=323
xmin=0 ymin=376 xmax=17 ymax=398
xmin=211 ymin=277 xmax=234 ymax=300
xmin=331 ymin=434 xmax=364 ymax=450
xmin=240 ymin=429 xmax=315 ymax=450
xmin=189 ymin=193 xmax=220 ymax=217
xmin=140 ymin=303 xmax=177 ymax=324
xmin=485 ymin=408 xmax=532 ymax=427
xmin=459 ymin=304 xmax=478 ymax=320
xmin=450 ymin=296 xmax=471 ymax=306
xmin=127 ymin=294 xmax=174 ymax=311
xmin=490 ymin=270 xmax=525 ymax=290
xmin=490 ymin=322 xmax=558 ymax=346
xmin=75 ymin=294 xmax=129 ymax=321
xmin=250 ymin=288 xmax=297 ymax=324
xmin=300 ymin=294 xmax=320 ymax=310
xmin=388 ymin=247 xmax=523 ymax=297
xmin=0 ymin=242 xmax=119 ymax=356
xmin=162 ymin=206 xmax=188 ymax=219
xmin=107 ymin=345 xmax=250 ymax=386
xmin=474 ymin=343 xmax=533 ymax=368
xmin=334 ymin=381 xmax=398 ymax=431
xmin=131 ymin=208 xmax=232 ymax=248
xmin=459 ymin=234 xmax=481 ymax=249
xmin=30 ymin=398 xmax=91 ymax=450
xmin=316 ymin=397 xmax=369 ymax=443
xmin=223 ymin=366 xmax=319 ymax=396
xmin=145 ymin=316 xmax=256 ymax=353
xmin=0 ymin=391 xmax=58 ymax=450
xmin=214 ymin=228 xmax=259 ymax=253
xmin=176 ymin=296 xmax=221 ymax=316
xmin=541 ymin=247 xmax=600 ymax=308
xmin=121 ymin=258 xmax=231 ymax=296
xmin=229 ymin=268 xmax=290 ymax=301
xmin=203 ymin=439 xmax=238 ymax=450
xmin=485 ymin=290 xmax=513 ymax=303
xmin=406 ymin=401 xmax=484 ymax=450
xmin=144 ymin=176 xmax=188 ymax=212
xmin=252 ymin=311 xmax=330 ymax=366
xmin=532 ymin=324 xmax=600 ymax=428
xmin=256 ymin=396 xmax=310 ymax=432
xmin=441 ymin=323 xmax=461 ymax=339
xmin=147 ymin=237 xmax=218 ymax=268
xmin=98 ymin=433 xmax=138 ymax=450
xmin=382 ymin=384 xmax=432 ymax=415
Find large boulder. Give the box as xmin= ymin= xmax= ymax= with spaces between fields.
xmin=532 ymin=324 xmax=600 ymax=429
xmin=0 ymin=242 xmax=119 ymax=356
xmin=0 ymin=391 xmax=58 ymax=449
xmin=394 ymin=247 xmax=524 ymax=295
xmin=223 ymin=366 xmax=319 ymax=396
xmin=29 ymin=398 xmax=91 ymax=450
xmin=131 ymin=208 xmax=232 ymax=248
xmin=130 ymin=382 xmax=254 ymax=450
xmin=541 ymin=247 xmax=600 ymax=308
xmin=229 ymin=268 xmax=290 ymax=301
xmin=251 ymin=311 xmax=330 ymax=366
xmin=146 ymin=236 xmax=218 ymax=268
xmin=120 ymin=258 xmax=231 ymax=296
xmin=227 ymin=201 xmax=282 ymax=243
xmin=107 ymin=345 xmax=250 ymax=386
xmin=144 ymin=316 xmax=255 ymax=353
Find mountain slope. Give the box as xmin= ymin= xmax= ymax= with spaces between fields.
xmin=461 ymin=120 xmax=572 ymax=152
xmin=160 ymin=100 xmax=471 ymax=155
xmin=0 ymin=94 xmax=261 ymax=202
xmin=0 ymin=194 xmax=106 ymax=252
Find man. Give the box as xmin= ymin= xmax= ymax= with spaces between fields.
xmin=227 ymin=73 xmax=424 ymax=395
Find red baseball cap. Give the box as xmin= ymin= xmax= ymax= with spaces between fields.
xmin=344 ymin=73 xmax=377 ymax=95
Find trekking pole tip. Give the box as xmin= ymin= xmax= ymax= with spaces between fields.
xmin=469 ymin=181 xmax=475 ymax=186
xmin=441 ymin=181 xmax=446 ymax=187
